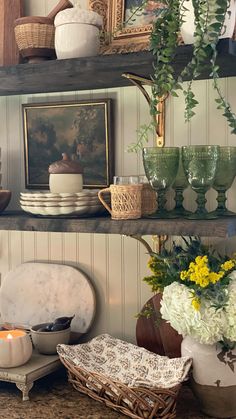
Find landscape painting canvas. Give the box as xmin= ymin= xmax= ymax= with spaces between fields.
xmin=124 ymin=0 xmax=166 ymax=27
xmin=22 ymin=100 xmax=113 ymax=189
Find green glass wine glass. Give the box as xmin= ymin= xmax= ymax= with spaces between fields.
xmin=142 ymin=147 xmax=180 ymax=218
xmin=182 ymin=145 xmax=220 ymax=219
xmin=171 ymin=150 xmax=191 ymax=217
xmin=210 ymin=146 xmax=236 ymax=217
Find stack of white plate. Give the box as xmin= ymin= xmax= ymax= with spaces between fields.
xmin=20 ymin=190 xmax=109 ymax=216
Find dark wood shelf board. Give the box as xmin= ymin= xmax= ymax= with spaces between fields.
xmin=0 ymin=39 xmax=236 ymax=96
xmin=0 ymin=211 xmax=236 ymax=237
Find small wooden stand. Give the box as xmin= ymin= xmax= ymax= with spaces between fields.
xmin=0 ymin=351 xmax=61 ymax=401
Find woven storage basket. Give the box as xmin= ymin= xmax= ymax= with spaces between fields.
xmin=59 ymin=356 xmax=181 ymax=419
xmin=141 ymin=183 xmax=157 ymax=216
xmin=14 ymin=17 xmax=55 ymax=62
xmin=58 ymin=334 xmax=192 ymax=419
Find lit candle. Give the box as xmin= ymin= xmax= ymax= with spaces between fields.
xmin=0 ymin=329 xmax=32 ymax=368
xmin=0 ymin=329 xmax=26 ymax=340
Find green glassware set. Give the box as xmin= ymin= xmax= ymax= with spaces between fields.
xmin=142 ymin=145 xmax=236 ymax=220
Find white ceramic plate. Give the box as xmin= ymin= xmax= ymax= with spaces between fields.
xmin=21 ymin=204 xmax=105 ymax=216
xmin=20 ymin=195 xmax=102 ymax=203
xmin=19 ymin=197 xmax=106 ymax=207
xmin=20 ymin=189 xmax=108 ymax=199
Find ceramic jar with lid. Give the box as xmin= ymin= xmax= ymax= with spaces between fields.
xmin=54 ymin=6 xmax=103 ymax=59
xmin=48 ymin=153 xmax=83 ymax=193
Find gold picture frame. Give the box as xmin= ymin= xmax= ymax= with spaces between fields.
xmin=89 ymin=0 xmax=166 ymax=54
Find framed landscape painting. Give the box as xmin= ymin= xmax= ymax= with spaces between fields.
xmin=22 ymin=99 xmax=113 ymax=189
xmin=89 ymin=0 xmax=166 ymax=53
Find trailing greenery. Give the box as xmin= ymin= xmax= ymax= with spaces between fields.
xmin=127 ymin=0 xmax=236 ymax=151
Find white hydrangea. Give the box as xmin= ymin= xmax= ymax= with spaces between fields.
xmin=160 ymin=281 xmax=236 ymax=345
xmin=70 ymin=0 xmax=81 ymax=7
xmin=224 ymin=279 xmax=236 ymax=342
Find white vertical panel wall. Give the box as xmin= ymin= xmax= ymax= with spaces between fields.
xmin=0 ymin=1 xmax=235 ymax=342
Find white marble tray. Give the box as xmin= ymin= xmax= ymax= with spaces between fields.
xmin=0 ymin=263 xmax=96 ymax=341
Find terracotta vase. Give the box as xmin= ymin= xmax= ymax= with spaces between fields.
xmin=181 ymin=335 xmax=236 ymax=418
xmin=136 ymin=293 xmax=183 ymax=358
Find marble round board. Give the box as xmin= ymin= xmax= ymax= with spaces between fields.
xmin=0 ymin=263 xmax=96 ymax=343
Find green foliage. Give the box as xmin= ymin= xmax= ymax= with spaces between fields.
xmin=136 ymin=302 xmax=162 ymax=327
xmin=127 ymin=0 xmax=236 ymax=150
xmin=144 ymin=236 xmax=231 ymax=293
xmin=126 ymin=121 xmax=155 ymax=153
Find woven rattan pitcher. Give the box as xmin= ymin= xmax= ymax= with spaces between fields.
xmin=98 ymin=184 xmax=143 ymax=220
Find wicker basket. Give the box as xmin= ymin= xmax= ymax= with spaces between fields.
xmin=59 ymin=356 xmax=181 ymax=419
xmin=14 ymin=16 xmax=55 ymax=62
xmin=57 ymin=333 xmax=193 ymax=419
xmin=141 ymin=183 xmax=157 ymax=216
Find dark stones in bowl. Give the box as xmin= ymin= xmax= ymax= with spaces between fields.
xmin=30 ymin=322 xmax=71 ymax=355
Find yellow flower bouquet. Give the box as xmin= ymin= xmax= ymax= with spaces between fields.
xmin=144 ymin=237 xmax=236 ymax=347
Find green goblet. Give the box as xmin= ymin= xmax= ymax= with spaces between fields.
xmin=171 ymin=151 xmax=191 ymax=217
xmin=210 ymin=146 xmax=236 ymax=217
xmin=142 ymin=147 xmax=180 ymax=218
xmin=182 ymin=145 xmax=220 ymax=219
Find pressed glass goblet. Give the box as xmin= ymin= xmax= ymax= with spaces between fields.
xmin=142 ymin=147 xmax=180 ymax=218
xmin=182 ymin=145 xmax=220 ymax=219
xmin=171 ymin=151 xmax=191 ymax=217
xmin=210 ymin=146 xmax=236 ymax=217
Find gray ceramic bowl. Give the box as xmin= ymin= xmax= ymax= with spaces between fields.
xmin=30 ymin=323 xmax=71 ymax=355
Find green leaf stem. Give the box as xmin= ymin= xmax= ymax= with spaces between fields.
xmin=125 ymin=0 xmax=236 ymax=151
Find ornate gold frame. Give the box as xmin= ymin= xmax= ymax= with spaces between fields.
xmin=89 ymin=0 xmax=154 ymax=54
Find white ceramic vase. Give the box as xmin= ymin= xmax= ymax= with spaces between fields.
xmin=181 ymin=0 xmax=236 ymax=45
xmin=181 ymin=335 xmax=236 ymax=418
xmin=54 ymin=7 xmax=103 ymax=59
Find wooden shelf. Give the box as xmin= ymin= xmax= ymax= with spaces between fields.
xmin=1 ymin=211 xmax=236 ymax=237
xmin=0 ymin=39 xmax=236 ymax=96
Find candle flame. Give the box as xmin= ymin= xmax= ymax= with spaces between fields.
xmin=7 ymin=333 xmax=13 ymax=339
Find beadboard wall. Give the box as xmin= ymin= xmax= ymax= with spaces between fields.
xmin=0 ymin=0 xmax=236 ymax=341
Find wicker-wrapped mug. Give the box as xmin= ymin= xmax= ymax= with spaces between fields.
xmin=98 ymin=184 xmax=143 ymax=220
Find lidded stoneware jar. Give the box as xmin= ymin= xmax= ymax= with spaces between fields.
xmin=49 ymin=153 xmax=83 ymax=193
xmin=54 ymin=7 xmax=103 ymax=59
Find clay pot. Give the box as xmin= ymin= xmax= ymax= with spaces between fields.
xmin=181 ymin=336 xmax=236 ymax=418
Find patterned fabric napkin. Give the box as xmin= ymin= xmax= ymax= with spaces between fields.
xmin=57 ymin=333 xmax=192 ymax=388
